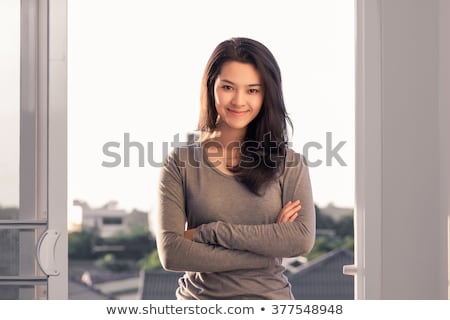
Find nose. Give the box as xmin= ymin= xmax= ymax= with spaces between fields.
xmin=231 ymin=90 xmax=246 ymax=107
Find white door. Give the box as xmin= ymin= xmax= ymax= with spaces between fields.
xmin=0 ymin=0 xmax=67 ymax=299
xmin=346 ymin=0 xmax=449 ymax=299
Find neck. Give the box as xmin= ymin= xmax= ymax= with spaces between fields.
xmin=201 ymin=123 xmax=246 ymax=148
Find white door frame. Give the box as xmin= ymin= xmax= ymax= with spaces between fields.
xmin=350 ymin=0 xmax=449 ymax=299
xmin=47 ymin=0 xmax=68 ymax=299
xmin=349 ymin=0 xmax=383 ymax=300
xmin=18 ymin=0 xmax=67 ymax=299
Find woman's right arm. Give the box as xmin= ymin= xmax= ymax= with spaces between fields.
xmin=156 ymin=148 xmax=273 ymax=273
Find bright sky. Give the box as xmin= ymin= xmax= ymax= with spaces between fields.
xmin=1 ymin=0 xmax=355 ymax=224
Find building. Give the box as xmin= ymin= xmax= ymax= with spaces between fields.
xmin=69 ymin=278 xmax=114 ymax=300
xmin=80 ymin=270 xmax=140 ymax=300
xmin=74 ymin=200 xmax=149 ymax=239
xmin=320 ymin=203 xmax=353 ymax=222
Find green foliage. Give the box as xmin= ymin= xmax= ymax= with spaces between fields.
xmin=306 ymin=235 xmax=342 ymax=259
xmin=343 ymin=236 xmax=354 ymax=250
xmin=305 ymin=212 xmax=355 ymax=260
xmin=68 ymin=231 xmax=94 ymax=259
xmin=335 ymin=216 xmax=354 ymax=238
xmin=95 ymin=253 xmax=130 ymax=272
xmin=138 ymin=249 xmax=162 ymax=270
xmin=315 ymin=205 xmax=335 ymax=229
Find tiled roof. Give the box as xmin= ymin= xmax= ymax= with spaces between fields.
xmin=288 ymin=248 xmax=354 ymax=300
xmin=81 ymin=270 xmax=140 ymax=285
xmin=138 ymin=270 xmax=183 ymax=300
xmin=139 ymin=248 xmax=354 ymax=300
xmin=69 ymin=278 xmax=114 ymax=300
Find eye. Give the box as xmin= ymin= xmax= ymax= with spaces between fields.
xmin=248 ymin=88 xmax=259 ymax=94
xmin=222 ymin=85 xmax=233 ymax=91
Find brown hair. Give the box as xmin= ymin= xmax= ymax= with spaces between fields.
xmin=198 ymin=37 xmax=293 ymax=195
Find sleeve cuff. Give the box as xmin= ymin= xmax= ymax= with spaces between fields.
xmin=192 ymin=221 xmax=218 ymax=244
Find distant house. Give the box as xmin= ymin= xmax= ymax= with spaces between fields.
xmin=80 ymin=270 xmax=141 ymax=300
xmin=138 ymin=248 xmax=354 ymax=300
xmin=320 ymin=203 xmax=353 ymax=222
xmin=74 ymin=200 xmax=149 ymax=238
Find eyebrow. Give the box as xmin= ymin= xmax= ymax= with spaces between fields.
xmin=221 ymin=79 xmax=262 ymax=87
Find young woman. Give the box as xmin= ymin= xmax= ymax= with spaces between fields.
xmin=156 ymin=37 xmax=315 ymax=299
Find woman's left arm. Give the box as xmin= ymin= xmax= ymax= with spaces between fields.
xmin=192 ymin=151 xmax=316 ymax=258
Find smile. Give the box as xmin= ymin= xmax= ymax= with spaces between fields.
xmin=227 ymin=108 xmax=249 ymax=116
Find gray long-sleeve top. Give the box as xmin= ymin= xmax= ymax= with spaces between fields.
xmin=156 ymin=143 xmax=315 ymax=299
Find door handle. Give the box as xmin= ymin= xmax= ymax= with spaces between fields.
xmin=36 ymin=229 xmax=60 ymax=276
xmin=343 ymin=264 xmax=358 ymax=276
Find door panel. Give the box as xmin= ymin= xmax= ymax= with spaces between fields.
xmin=0 ymin=0 xmax=67 ymax=300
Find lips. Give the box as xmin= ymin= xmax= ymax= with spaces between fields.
xmin=227 ymin=108 xmax=249 ymax=116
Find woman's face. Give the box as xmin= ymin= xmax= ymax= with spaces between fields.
xmin=213 ymin=61 xmax=264 ymax=133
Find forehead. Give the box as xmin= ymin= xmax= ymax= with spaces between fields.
xmin=217 ymin=61 xmax=261 ymax=85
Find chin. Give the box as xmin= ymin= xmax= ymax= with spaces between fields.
xmin=226 ymin=122 xmax=250 ymax=130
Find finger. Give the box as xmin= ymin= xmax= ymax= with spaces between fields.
xmin=283 ymin=200 xmax=301 ymax=211
xmin=278 ymin=204 xmax=301 ymax=222
xmin=280 ymin=200 xmax=299 ymax=214
xmin=283 ymin=200 xmax=300 ymax=208
xmin=278 ymin=203 xmax=300 ymax=220
xmin=184 ymin=228 xmax=196 ymax=240
xmin=287 ymin=212 xmax=299 ymax=222
xmin=277 ymin=200 xmax=302 ymax=222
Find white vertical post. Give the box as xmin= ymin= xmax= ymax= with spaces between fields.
xmin=351 ymin=0 xmax=383 ymax=299
xmin=47 ymin=0 xmax=68 ymax=299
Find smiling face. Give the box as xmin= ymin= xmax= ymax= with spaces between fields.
xmin=213 ymin=61 xmax=264 ymax=136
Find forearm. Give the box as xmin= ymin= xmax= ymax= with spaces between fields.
xmin=192 ymin=219 xmax=315 ymax=258
xmin=157 ymin=230 xmax=273 ymax=272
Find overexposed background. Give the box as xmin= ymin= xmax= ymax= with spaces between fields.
xmin=0 ymin=0 xmax=355 ymax=224
xmin=67 ymin=0 xmax=355 ymax=222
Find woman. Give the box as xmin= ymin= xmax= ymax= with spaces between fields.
xmin=156 ymin=37 xmax=315 ymax=299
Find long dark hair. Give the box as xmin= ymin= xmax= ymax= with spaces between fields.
xmin=198 ymin=37 xmax=293 ymax=195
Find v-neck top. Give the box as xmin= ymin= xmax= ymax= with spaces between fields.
xmin=156 ymin=143 xmax=316 ymax=299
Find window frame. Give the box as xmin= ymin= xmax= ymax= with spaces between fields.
xmin=0 ymin=0 xmax=68 ymax=299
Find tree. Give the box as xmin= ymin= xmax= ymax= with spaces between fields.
xmin=315 ymin=204 xmax=336 ymax=230
xmin=138 ymin=249 xmax=162 ymax=270
xmin=335 ymin=215 xmax=354 ymax=238
xmin=68 ymin=230 xmax=94 ymax=259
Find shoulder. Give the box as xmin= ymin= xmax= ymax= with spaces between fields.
xmin=284 ymin=147 xmax=308 ymax=169
xmin=279 ymin=148 xmax=310 ymax=184
xmin=164 ymin=143 xmax=202 ymax=169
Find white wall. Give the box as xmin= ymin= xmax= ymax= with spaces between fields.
xmin=356 ymin=0 xmax=449 ymax=299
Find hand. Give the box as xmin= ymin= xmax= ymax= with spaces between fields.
xmin=184 ymin=228 xmax=196 ymax=240
xmin=277 ymin=200 xmax=301 ymax=223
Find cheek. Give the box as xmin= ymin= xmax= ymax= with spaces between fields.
xmin=214 ymin=94 xmax=222 ymax=107
xmin=252 ymin=97 xmax=264 ymax=113
xmin=213 ymin=86 xmax=221 ymax=106
xmin=214 ymin=92 xmax=229 ymax=109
